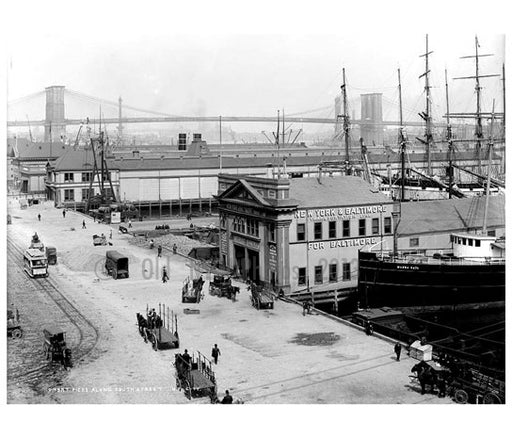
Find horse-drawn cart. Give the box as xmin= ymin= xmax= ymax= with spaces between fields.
xmin=182 ymin=276 xmax=205 ymax=303
xmin=209 ymin=274 xmax=239 ymax=300
xmin=43 ymin=326 xmax=72 ymax=368
xmin=136 ymin=304 xmax=179 ymax=351
xmin=249 ymin=283 xmax=274 ymax=310
xmin=450 ymin=370 xmax=505 ymax=404
xmin=174 ymin=351 xmax=217 ymax=402
xmin=7 ymin=309 xmax=22 ymax=338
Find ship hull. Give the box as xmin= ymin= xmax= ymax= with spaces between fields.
xmin=357 ymin=251 xmax=505 ymax=310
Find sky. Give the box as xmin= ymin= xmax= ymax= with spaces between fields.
xmin=3 ymin=1 xmax=508 ymax=129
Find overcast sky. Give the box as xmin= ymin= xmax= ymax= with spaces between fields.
xmin=4 ymin=1 xmax=507 ymax=126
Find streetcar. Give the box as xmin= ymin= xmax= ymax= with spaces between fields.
xmin=23 ymin=248 xmax=49 ymax=278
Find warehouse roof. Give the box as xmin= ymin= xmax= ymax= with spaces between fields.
xmin=397 ymin=195 xmax=505 ymax=236
xmin=53 ymin=149 xmax=120 ymax=171
xmin=289 ymin=175 xmax=391 ymax=208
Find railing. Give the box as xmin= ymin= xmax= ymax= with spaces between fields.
xmin=375 ymin=252 xmax=505 ymax=266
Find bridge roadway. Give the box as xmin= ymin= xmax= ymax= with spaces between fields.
xmin=7 ymin=116 xmax=427 ymax=128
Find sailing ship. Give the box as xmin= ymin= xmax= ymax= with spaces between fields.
xmin=357 ymin=97 xmax=505 ymax=312
xmin=379 ymin=35 xmax=505 ymax=201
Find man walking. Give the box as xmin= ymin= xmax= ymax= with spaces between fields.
xmin=157 ymin=245 xmax=162 ymax=258
xmin=211 ymin=344 xmax=221 ymax=364
xmin=82 ymin=220 xmax=86 ymax=229
xmin=221 ymin=390 xmax=233 ymax=404
xmin=37 ymin=213 xmax=41 ymax=221
xmin=394 ymin=342 xmax=402 ymax=361
xmin=162 ymin=266 xmax=169 ymax=283
xmin=128 ymin=219 xmax=132 ymax=228
xmin=62 ymin=209 xmax=66 ymax=218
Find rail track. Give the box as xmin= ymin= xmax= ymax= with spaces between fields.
xmin=7 ymin=236 xmax=100 ymax=382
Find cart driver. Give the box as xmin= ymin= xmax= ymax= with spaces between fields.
xmin=182 ymin=349 xmax=191 ymax=365
xmin=148 ymin=308 xmax=156 ymax=328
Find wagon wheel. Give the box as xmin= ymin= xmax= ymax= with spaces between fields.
xmin=454 ymin=389 xmax=469 ymax=404
xmin=483 ymin=392 xmax=502 ymax=404
xmin=151 ymin=335 xmax=158 ymax=351
xmin=113 ymin=271 xmax=118 ymax=280
xmin=12 ymin=328 xmax=22 ymax=338
xmin=175 ymin=377 xmax=182 ymax=392
xmin=184 ymin=381 xmax=192 ymax=399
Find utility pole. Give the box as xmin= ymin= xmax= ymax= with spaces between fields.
xmin=418 ymin=34 xmax=434 ymax=175
xmin=219 ymin=115 xmax=222 ymax=172
xmin=276 ymin=109 xmax=281 ymax=177
xmin=118 ymin=96 xmax=123 ymax=145
xmin=341 ymin=68 xmax=350 ymax=164
xmin=445 ymin=69 xmax=454 ymax=199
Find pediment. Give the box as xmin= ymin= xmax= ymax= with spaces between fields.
xmin=217 ymin=179 xmax=270 ymax=207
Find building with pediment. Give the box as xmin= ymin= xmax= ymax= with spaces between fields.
xmin=216 ymin=174 xmax=396 ymax=308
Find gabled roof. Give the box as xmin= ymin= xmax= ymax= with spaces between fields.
xmin=398 ymin=195 xmax=505 ymax=236
xmin=289 ymin=176 xmax=391 ymax=208
xmin=12 ymin=141 xmax=68 ymax=160
xmin=217 ymin=179 xmax=272 ymax=207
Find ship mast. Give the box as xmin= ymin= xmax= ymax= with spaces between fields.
xmin=341 ymin=68 xmax=351 ymax=166
xmin=418 ymin=34 xmax=434 ymax=175
xmin=454 ymin=36 xmax=499 ymax=174
xmin=398 ymin=68 xmax=406 ymax=201
xmin=482 ymin=100 xmax=496 ymax=235
xmin=445 ymin=69 xmax=454 ymax=199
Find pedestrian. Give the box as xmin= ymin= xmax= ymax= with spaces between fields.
xmin=157 ymin=245 xmax=162 ymax=257
xmin=109 ymin=229 xmax=112 ymax=239
xmin=365 ymin=321 xmax=372 ymax=336
xmin=189 ymin=222 xmax=194 ymax=229
xmin=221 ymin=390 xmax=233 ymax=404
xmin=394 ymin=342 xmax=402 ymax=361
xmin=82 ymin=220 xmax=86 ymax=229
xmin=172 ymin=243 xmax=177 ymax=254
xmin=162 ymin=266 xmax=169 ymax=283
xmin=182 ymin=349 xmax=191 ymax=365
xmin=37 ymin=213 xmax=41 ymax=221
xmin=211 ymin=344 xmax=221 ymax=364
xmin=62 ymin=209 xmax=66 ymax=218
xmin=128 ymin=219 xmax=132 ymax=228
xmin=302 ymin=301 xmax=307 ymax=316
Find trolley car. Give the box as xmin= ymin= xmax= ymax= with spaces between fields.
xmin=23 ymin=248 xmax=48 ymax=278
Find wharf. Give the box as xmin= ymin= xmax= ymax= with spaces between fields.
xmin=7 ymin=200 xmax=452 ymax=404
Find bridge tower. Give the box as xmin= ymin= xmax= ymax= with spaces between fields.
xmin=44 ymin=85 xmax=66 ymax=142
xmin=360 ymin=93 xmax=383 ymax=146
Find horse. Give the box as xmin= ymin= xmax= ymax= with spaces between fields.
xmin=136 ymin=313 xmax=149 ymax=342
xmin=411 ymin=361 xmax=438 ymax=395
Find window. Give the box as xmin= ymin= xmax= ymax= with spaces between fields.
xmin=475 ymin=240 xmax=481 ymax=247
xmin=372 ymin=218 xmax=379 ymax=235
xmin=468 ymin=239 xmax=473 ymax=246
xmin=384 ymin=217 xmax=392 ymax=234
xmin=410 ymin=237 xmax=419 ymax=247
xmin=220 ymin=215 xmax=226 ymax=229
xmin=297 ymin=223 xmax=306 ymax=241
xmin=298 ymin=268 xmax=306 ymax=286
xmin=233 ymin=217 xmax=246 ymax=234
xmin=462 ymin=238 xmax=467 ymax=245
xmin=268 ymin=190 xmax=276 ymax=199
xmin=343 ymin=220 xmax=350 ymax=237
xmin=342 ymin=263 xmax=351 ymax=281
xmin=328 ymin=221 xmax=336 ymax=239
xmin=247 ymin=219 xmax=259 ymax=237
xmin=64 ymin=172 xmax=74 ymax=182
xmin=269 ymin=224 xmax=276 ymax=242
xmin=329 ymin=264 xmax=337 ymax=282
xmin=82 ymin=188 xmax=91 ymax=201
xmin=81 ymin=172 xmax=91 ymax=182
xmin=64 ymin=189 xmax=74 ymax=201
xmin=314 ymin=222 xmax=322 ymax=240
xmin=488 ymin=230 xmax=496 ymax=237
xmin=359 ymin=219 xmax=366 ymax=236
xmin=314 ymin=265 xmax=323 ymax=284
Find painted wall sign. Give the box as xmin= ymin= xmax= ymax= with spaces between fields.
xmin=308 ymin=237 xmax=378 ymax=250
xmin=232 ymin=234 xmax=260 ymax=250
xmin=294 ymin=205 xmax=388 ymax=221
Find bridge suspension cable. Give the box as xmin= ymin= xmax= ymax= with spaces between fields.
xmin=7 ymin=90 xmax=46 ymax=106
xmin=66 ymin=89 xmax=179 ymax=118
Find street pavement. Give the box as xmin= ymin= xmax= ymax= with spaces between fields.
xmin=7 ymin=199 xmax=453 ymax=404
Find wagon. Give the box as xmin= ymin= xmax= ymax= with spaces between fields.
xmin=43 ymin=326 xmax=72 ymax=368
xmin=249 ymin=283 xmax=274 ymax=310
xmin=174 ymin=351 xmax=217 ymax=402
xmin=450 ymin=369 xmax=505 ymax=404
xmin=46 ymin=246 xmax=57 ymax=265
xmin=92 ymin=234 xmax=107 ymax=246
xmin=105 ymin=250 xmax=129 ymax=279
xmin=182 ymin=276 xmax=204 ymax=303
xmin=136 ymin=304 xmax=179 ymax=351
xmin=209 ymin=274 xmax=239 ymax=300
xmin=7 ymin=309 xmax=22 ymax=338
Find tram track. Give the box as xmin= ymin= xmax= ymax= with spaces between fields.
xmin=7 ymin=236 xmax=100 ymax=382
